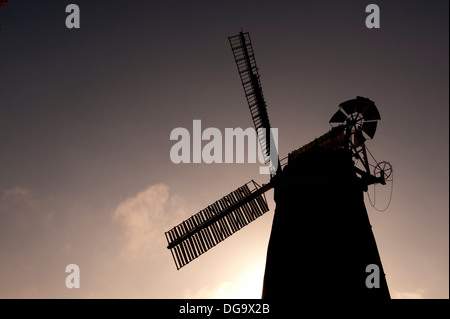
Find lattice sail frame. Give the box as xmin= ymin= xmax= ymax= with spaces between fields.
xmin=165 ymin=180 xmax=270 ymax=270
xmin=229 ymin=32 xmax=274 ymax=165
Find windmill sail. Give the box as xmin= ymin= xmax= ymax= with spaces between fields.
xmin=165 ymin=180 xmax=271 ymax=270
xmin=229 ymin=32 xmax=276 ymax=167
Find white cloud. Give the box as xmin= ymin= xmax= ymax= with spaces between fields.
xmin=112 ymin=183 xmax=186 ymax=259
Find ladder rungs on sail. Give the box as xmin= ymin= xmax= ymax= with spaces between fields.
xmin=165 ymin=180 xmax=271 ymax=270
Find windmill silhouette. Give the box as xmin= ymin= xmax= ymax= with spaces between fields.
xmin=165 ymin=31 xmax=392 ymax=300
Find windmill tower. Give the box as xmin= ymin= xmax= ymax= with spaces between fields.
xmin=165 ymin=31 xmax=392 ymax=300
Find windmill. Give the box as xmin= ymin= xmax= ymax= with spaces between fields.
xmin=165 ymin=31 xmax=393 ymax=300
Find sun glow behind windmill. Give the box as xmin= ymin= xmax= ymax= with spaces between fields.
xmin=164 ymin=31 xmax=392 ymax=272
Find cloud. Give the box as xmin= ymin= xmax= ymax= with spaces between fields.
xmin=0 ymin=184 xmax=192 ymax=298
xmin=0 ymin=186 xmax=55 ymax=230
xmin=392 ymin=289 xmax=425 ymax=299
xmin=1 ymin=187 xmax=33 ymax=202
xmin=1 ymin=187 xmax=39 ymax=214
xmin=112 ymin=183 xmax=186 ymax=259
xmin=184 ymin=281 xmax=238 ymax=299
xmin=184 ymin=266 xmax=265 ymax=299
xmin=0 ymin=187 xmax=59 ymax=298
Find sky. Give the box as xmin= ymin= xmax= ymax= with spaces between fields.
xmin=0 ymin=0 xmax=448 ymax=299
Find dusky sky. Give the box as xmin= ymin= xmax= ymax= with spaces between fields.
xmin=0 ymin=0 xmax=448 ymax=298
